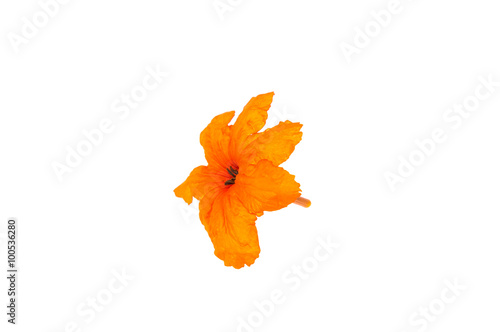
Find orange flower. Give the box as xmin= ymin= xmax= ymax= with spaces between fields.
xmin=174 ymin=92 xmax=310 ymax=269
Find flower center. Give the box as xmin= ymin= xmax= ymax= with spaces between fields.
xmin=224 ymin=166 xmax=238 ymax=186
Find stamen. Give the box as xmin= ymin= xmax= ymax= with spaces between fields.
xmin=225 ymin=166 xmax=239 ymax=185
xmin=225 ymin=178 xmax=236 ymax=186
xmin=227 ymin=167 xmax=237 ymax=177
xmin=293 ymin=196 xmax=311 ymax=208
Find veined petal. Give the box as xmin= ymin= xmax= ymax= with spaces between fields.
xmin=238 ymin=120 xmax=303 ymax=167
xmin=233 ymin=159 xmax=301 ymax=215
xmin=230 ymin=92 xmax=274 ymax=159
xmin=199 ymin=188 xmax=260 ymax=269
xmin=174 ymin=165 xmax=227 ymax=204
xmin=200 ymin=111 xmax=235 ymax=170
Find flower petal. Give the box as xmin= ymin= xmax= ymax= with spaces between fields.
xmin=199 ymin=188 xmax=260 ymax=269
xmin=200 ymin=111 xmax=235 ymax=170
xmin=238 ymin=120 xmax=303 ymax=167
xmin=230 ymin=92 xmax=274 ymax=159
xmin=174 ymin=166 xmax=227 ymax=204
xmin=233 ymin=159 xmax=301 ymax=215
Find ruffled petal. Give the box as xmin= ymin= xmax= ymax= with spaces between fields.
xmin=238 ymin=120 xmax=303 ymax=167
xmin=199 ymin=187 xmax=260 ymax=269
xmin=229 ymin=92 xmax=274 ymax=160
xmin=200 ymin=111 xmax=235 ymax=170
xmin=174 ymin=166 xmax=227 ymax=204
xmin=233 ymin=159 xmax=301 ymax=215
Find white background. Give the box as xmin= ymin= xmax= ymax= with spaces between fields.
xmin=1 ymin=0 xmax=500 ymax=331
